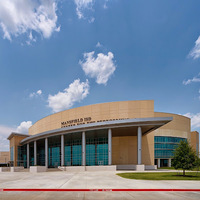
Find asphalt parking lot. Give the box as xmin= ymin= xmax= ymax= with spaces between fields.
xmin=0 ymin=170 xmax=200 ymax=199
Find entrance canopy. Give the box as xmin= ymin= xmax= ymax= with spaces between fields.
xmin=20 ymin=117 xmax=172 ymax=145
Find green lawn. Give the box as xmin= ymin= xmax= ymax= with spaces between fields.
xmin=159 ymin=167 xmax=200 ymax=171
xmin=117 ymin=172 xmax=200 ymax=180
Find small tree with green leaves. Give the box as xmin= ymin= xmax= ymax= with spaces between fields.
xmin=172 ymin=140 xmax=196 ymax=176
xmin=194 ymin=155 xmax=200 ymax=176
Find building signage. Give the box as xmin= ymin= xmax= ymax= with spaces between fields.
xmin=61 ymin=117 xmax=129 ymax=128
xmin=61 ymin=117 xmax=92 ymax=128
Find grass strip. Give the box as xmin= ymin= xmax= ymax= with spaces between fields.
xmin=117 ymin=172 xmax=200 ymax=180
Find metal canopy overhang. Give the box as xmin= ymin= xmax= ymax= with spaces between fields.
xmin=7 ymin=132 xmax=29 ymax=140
xmin=20 ymin=117 xmax=173 ymax=145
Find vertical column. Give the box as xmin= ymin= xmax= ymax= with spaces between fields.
xmin=27 ymin=143 xmax=29 ymax=168
xmin=61 ymin=135 xmax=64 ymax=166
xmin=34 ymin=141 xmax=37 ymax=166
xmin=82 ymin=131 xmax=86 ymax=166
xmin=45 ymin=138 xmax=48 ymax=168
xmin=168 ymin=158 xmax=171 ymax=167
xmin=108 ymin=128 xmax=112 ymax=165
xmin=137 ymin=126 xmax=142 ymax=165
xmin=157 ymin=158 xmax=160 ymax=168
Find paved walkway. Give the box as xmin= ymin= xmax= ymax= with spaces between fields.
xmin=0 ymin=170 xmax=200 ymax=199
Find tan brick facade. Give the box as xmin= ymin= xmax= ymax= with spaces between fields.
xmin=0 ymin=151 xmax=9 ymax=164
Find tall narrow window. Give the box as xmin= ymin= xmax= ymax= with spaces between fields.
xmin=86 ymin=129 xmax=108 ymax=166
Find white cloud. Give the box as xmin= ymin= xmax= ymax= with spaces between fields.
xmin=189 ymin=36 xmax=200 ymax=59
xmin=199 ymin=89 xmax=200 ymax=100
xmin=0 ymin=125 xmax=15 ymax=151
xmin=184 ymin=113 xmax=200 ymax=129
xmin=0 ymin=121 xmax=31 ymax=151
xmin=103 ymin=0 xmax=109 ymax=9
xmin=37 ymin=89 xmax=42 ymax=95
xmin=74 ymin=0 xmax=94 ymax=19
xmin=88 ymin=17 xmax=95 ymax=23
xmin=26 ymin=31 xmax=37 ymax=45
xmin=0 ymin=125 xmax=15 ymax=139
xmin=16 ymin=121 xmax=32 ymax=134
xmin=0 ymin=0 xmax=60 ymax=41
xmin=29 ymin=89 xmax=42 ymax=98
xmin=0 ymin=136 xmax=10 ymax=151
xmin=96 ymin=42 xmax=102 ymax=48
xmin=48 ymin=79 xmax=90 ymax=112
xmin=183 ymin=73 xmax=200 ymax=85
xmin=80 ymin=51 xmax=116 ymax=85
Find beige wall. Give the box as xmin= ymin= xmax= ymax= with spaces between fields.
xmin=153 ymin=112 xmax=190 ymax=140
xmin=29 ymin=100 xmax=156 ymax=165
xmin=28 ymin=100 xmax=193 ymax=166
xmin=112 ymin=133 xmax=154 ymax=165
xmin=29 ymin=100 xmax=154 ymax=135
xmin=190 ymin=131 xmax=199 ymax=154
xmin=142 ymin=132 xmax=154 ymax=165
xmin=0 ymin=152 xmax=9 ymax=164
xmin=112 ymin=136 xmax=137 ymax=165
xmin=111 ymin=125 xmax=154 ymax=165
xmin=10 ymin=136 xmax=27 ymax=166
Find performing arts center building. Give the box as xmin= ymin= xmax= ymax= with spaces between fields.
xmin=7 ymin=100 xmax=199 ymax=171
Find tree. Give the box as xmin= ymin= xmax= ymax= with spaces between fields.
xmin=194 ymin=155 xmax=200 ymax=176
xmin=172 ymin=140 xmax=196 ymax=176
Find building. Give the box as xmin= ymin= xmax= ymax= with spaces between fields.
xmin=7 ymin=100 xmax=199 ymax=170
xmin=0 ymin=151 xmax=10 ymax=166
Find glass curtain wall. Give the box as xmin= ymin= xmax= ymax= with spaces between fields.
xmin=17 ymin=145 xmax=27 ymax=168
xmin=64 ymin=132 xmax=82 ymax=166
xmin=48 ymin=136 xmax=61 ymax=168
xmin=154 ymin=136 xmax=187 ymax=159
xmin=86 ymin=129 xmax=108 ymax=166
xmin=37 ymin=139 xmax=45 ymax=166
xmin=29 ymin=142 xmax=34 ymax=166
xmin=10 ymin=146 xmax=14 ymax=161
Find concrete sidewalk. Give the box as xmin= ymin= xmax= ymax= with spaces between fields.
xmin=0 ymin=171 xmax=200 ymax=199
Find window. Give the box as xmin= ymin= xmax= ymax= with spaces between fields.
xmin=154 ymin=136 xmax=186 ymax=159
xmin=86 ymin=130 xmax=108 ymax=166
xmin=64 ymin=132 xmax=82 ymax=166
xmin=10 ymin=146 xmax=14 ymax=161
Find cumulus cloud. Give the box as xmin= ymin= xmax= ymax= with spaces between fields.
xmin=29 ymin=89 xmax=43 ymax=98
xmin=184 ymin=113 xmax=200 ymax=129
xmin=16 ymin=121 xmax=32 ymax=134
xmin=48 ymin=79 xmax=90 ymax=112
xmin=0 ymin=0 xmax=60 ymax=41
xmin=74 ymin=0 xmax=94 ymax=19
xmin=0 ymin=136 xmax=10 ymax=151
xmin=0 ymin=125 xmax=15 ymax=151
xmin=189 ymin=36 xmax=200 ymax=59
xmin=37 ymin=90 xmax=42 ymax=95
xmin=183 ymin=73 xmax=200 ymax=85
xmin=0 ymin=121 xmax=31 ymax=151
xmin=80 ymin=51 xmax=116 ymax=85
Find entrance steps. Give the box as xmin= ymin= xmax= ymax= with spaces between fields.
xmin=58 ymin=165 xmax=117 ymax=172
xmin=116 ymin=165 xmax=157 ymax=171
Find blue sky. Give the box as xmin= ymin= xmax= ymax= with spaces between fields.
xmin=0 ymin=0 xmax=200 ymax=151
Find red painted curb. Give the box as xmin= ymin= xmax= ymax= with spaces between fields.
xmin=1 ymin=189 xmax=200 ymax=192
